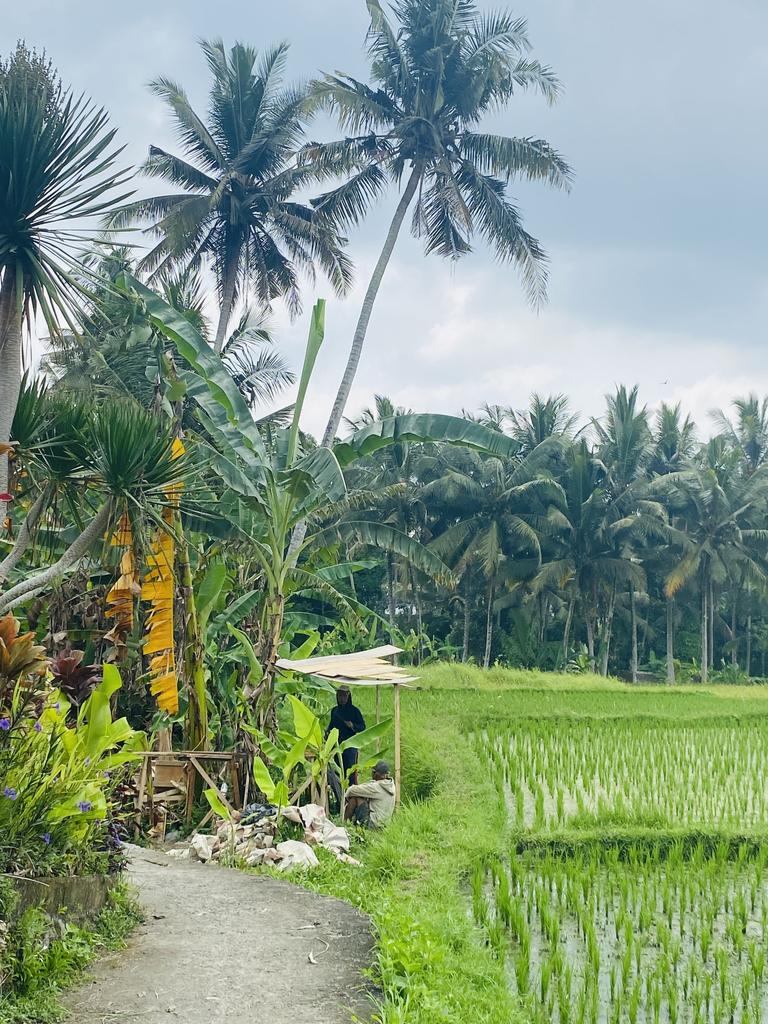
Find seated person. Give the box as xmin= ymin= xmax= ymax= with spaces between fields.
xmin=344 ymin=761 xmax=396 ymax=829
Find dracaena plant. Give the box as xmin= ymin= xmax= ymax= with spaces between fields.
xmin=0 ymin=43 xmax=131 ymax=518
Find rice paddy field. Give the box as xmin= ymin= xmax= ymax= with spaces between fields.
xmin=407 ymin=668 xmax=768 ymax=1024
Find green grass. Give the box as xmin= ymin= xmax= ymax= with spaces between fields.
xmin=303 ymin=688 xmax=521 ymax=1024
xmin=0 ymin=883 xmax=142 ymax=1024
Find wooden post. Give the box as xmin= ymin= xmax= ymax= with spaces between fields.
xmin=134 ymin=758 xmax=149 ymax=838
xmin=231 ymin=758 xmax=242 ymax=809
xmin=393 ymin=682 xmax=401 ymax=806
xmin=375 ymin=684 xmax=381 ymax=754
xmin=184 ymin=763 xmax=195 ymax=824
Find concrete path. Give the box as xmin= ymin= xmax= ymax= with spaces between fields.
xmin=65 ymin=846 xmax=372 ymax=1024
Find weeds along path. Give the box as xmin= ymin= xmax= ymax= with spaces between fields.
xmin=65 ymin=845 xmax=373 ymax=1024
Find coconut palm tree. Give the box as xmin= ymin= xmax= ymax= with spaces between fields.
xmin=647 ymin=403 xmax=697 ymax=681
xmin=308 ymin=0 xmax=572 ymax=445
xmin=345 ymin=394 xmax=440 ymax=644
xmin=590 ymin=386 xmax=658 ymax=675
xmin=0 ymin=43 xmax=131 ymax=516
xmin=661 ymin=441 xmax=768 ymax=682
xmin=43 ymin=254 xmax=295 ymax=414
xmin=532 ymin=440 xmax=646 ymax=673
xmin=712 ymin=394 xmax=768 ymax=477
xmin=507 ymin=393 xmax=578 ymax=457
xmin=649 ymin=402 xmax=697 ymax=477
xmin=106 ymin=39 xmax=352 ymax=352
xmin=427 ymin=443 xmax=563 ymax=667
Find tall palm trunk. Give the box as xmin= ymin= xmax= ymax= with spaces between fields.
xmin=731 ymin=592 xmax=738 ymax=667
xmin=599 ymin=585 xmax=616 ymax=677
xmin=700 ymin=570 xmax=709 ymax=684
xmin=0 ymin=268 xmax=22 ymax=523
xmin=586 ymin=616 xmax=596 ymax=673
xmin=708 ymin=577 xmax=715 ymax=670
xmin=321 ymin=166 xmax=422 ymax=446
xmin=629 ymin=583 xmax=638 ymax=683
xmin=408 ymin=564 xmax=424 ymax=666
xmin=213 ymin=260 xmax=238 ymax=354
xmin=483 ymin=576 xmax=495 ymax=669
xmin=386 ymin=552 xmax=397 ymax=641
xmin=746 ymin=614 xmax=753 ymax=677
xmin=666 ymin=596 xmax=676 ymax=684
xmin=561 ymin=594 xmax=575 ymax=665
xmin=462 ymin=572 xmax=471 ymax=663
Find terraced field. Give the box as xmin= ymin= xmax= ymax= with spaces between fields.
xmin=464 ymin=680 xmax=768 ymax=1024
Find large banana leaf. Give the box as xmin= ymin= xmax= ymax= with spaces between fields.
xmin=311 ymin=521 xmax=455 ymax=585
xmin=313 ymin=560 xmax=378 ymax=583
xmin=280 ymin=447 xmax=347 ymax=508
xmin=211 ymin=589 xmax=262 ymax=635
xmin=124 ymin=275 xmax=269 ymax=470
xmin=333 ymin=414 xmax=519 ymax=465
xmin=196 ymin=559 xmax=229 ymax=632
xmin=285 ymin=300 xmax=325 ymax=469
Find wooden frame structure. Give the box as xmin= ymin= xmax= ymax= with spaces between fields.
xmin=133 ymin=750 xmax=245 ymax=836
xmin=275 ymin=644 xmax=417 ymax=804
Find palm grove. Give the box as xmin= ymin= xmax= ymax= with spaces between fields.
xmin=1 ymin=0 xmax=765 ymax=769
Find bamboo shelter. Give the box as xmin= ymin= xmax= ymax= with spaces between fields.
xmin=275 ymin=645 xmax=417 ymax=804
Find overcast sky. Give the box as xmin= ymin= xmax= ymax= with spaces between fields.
xmin=8 ymin=0 xmax=768 ymax=436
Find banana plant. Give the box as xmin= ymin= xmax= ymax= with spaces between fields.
xmin=245 ymin=694 xmax=392 ymax=811
xmin=125 ymin=275 xmax=518 ymax=724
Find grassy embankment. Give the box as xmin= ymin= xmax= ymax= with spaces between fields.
xmin=304 ymin=664 xmax=768 ymax=1024
xmin=0 ymin=883 xmax=142 ymax=1024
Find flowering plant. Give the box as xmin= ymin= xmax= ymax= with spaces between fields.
xmin=0 ymin=616 xmax=145 ymax=875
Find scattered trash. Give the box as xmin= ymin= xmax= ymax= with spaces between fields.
xmin=168 ymin=803 xmax=359 ymax=871
xmin=275 ymin=840 xmax=319 ymax=871
xmin=191 ymin=834 xmax=217 ymax=862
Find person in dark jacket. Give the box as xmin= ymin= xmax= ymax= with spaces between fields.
xmin=326 ymin=686 xmax=365 ymax=786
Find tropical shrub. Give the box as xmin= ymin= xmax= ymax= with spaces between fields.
xmin=0 ymin=620 xmax=144 ymax=876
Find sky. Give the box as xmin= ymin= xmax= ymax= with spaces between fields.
xmin=7 ymin=0 xmax=768 ymax=436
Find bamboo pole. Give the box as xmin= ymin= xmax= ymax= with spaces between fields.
xmin=394 ymin=682 xmax=401 ymax=806
xmin=375 ymin=684 xmax=382 ymax=754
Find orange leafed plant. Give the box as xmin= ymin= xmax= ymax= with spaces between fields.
xmin=104 ymin=515 xmax=139 ymax=645
xmin=141 ymin=439 xmax=185 ymax=716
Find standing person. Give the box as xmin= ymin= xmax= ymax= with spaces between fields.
xmin=327 ymin=686 xmax=365 ymax=785
xmin=344 ymin=761 xmax=396 ymax=829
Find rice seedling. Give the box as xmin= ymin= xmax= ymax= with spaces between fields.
xmin=474 ymin=699 xmax=768 ymax=1022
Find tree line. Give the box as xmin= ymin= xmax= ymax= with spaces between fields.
xmin=350 ymin=389 xmax=768 ymax=683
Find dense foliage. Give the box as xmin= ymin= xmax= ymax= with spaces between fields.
xmin=350 ymin=387 xmax=768 ymax=685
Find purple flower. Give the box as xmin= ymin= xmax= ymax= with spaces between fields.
xmin=4 ymin=787 xmax=17 ymax=800
xmin=84 ymin=756 xmax=91 ymax=766
xmin=102 ymin=770 xmax=111 ymax=779
xmin=42 ymin=833 xmax=51 ymax=845
xmin=77 ymin=800 xmax=93 ymax=813
xmin=0 ymin=718 xmax=10 ymax=731
xmin=53 ymin=702 xmax=61 ymax=712
xmin=33 ymin=721 xmax=42 ymax=733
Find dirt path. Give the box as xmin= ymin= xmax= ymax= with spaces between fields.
xmin=65 ymin=846 xmax=373 ymax=1024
